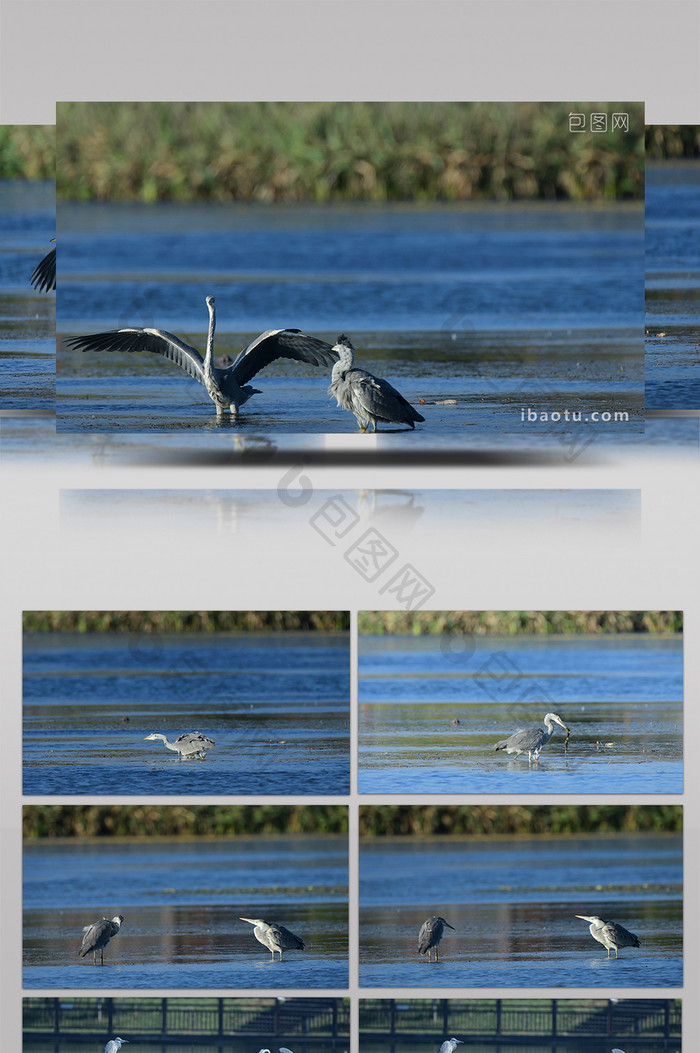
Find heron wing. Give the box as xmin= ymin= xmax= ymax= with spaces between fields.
xmin=228 ymin=329 xmax=337 ymax=385
xmin=417 ymin=918 xmax=435 ymax=952
xmin=605 ymin=921 xmax=640 ymax=946
xmin=271 ymin=923 xmax=305 ymax=950
xmin=177 ymin=732 xmax=214 ymax=749
xmin=348 ymin=369 xmax=424 ymax=424
xmin=64 ymin=328 xmax=206 ymax=385
xmin=30 ymin=245 xmax=56 ymax=292
xmin=80 ymin=918 xmax=108 ymax=954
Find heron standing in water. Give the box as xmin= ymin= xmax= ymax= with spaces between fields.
xmin=575 ymin=914 xmax=641 ymax=958
xmin=65 ymin=296 xmax=338 ymax=418
xmin=31 ymin=239 xmax=56 ymax=292
xmin=328 ymin=335 xmax=425 ymax=431
xmin=102 ymin=1039 xmax=129 ymax=1053
xmin=144 ymin=731 xmax=216 ymax=760
xmin=418 ymin=915 xmax=455 ymax=962
xmin=437 ymin=1040 xmax=463 ymax=1053
xmin=494 ymin=712 xmax=570 ymax=763
xmin=240 ymin=917 xmax=305 ymax=960
xmin=79 ymin=914 xmax=124 ymax=965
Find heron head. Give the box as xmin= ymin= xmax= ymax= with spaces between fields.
xmin=333 ymin=334 xmax=354 ymax=352
xmin=206 ymin=295 xmax=215 ymax=308
xmin=575 ymin=914 xmax=603 ymax=924
xmin=546 ymin=712 xmax=569 ymax=732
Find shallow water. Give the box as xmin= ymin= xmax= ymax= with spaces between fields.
xmin=23 ymin=631 xmax=350 ymax=795
xmin=358 ymin=633 xmax=683 ymax=794
xmin=358 ymin=832 xmax=682 ymax=988
xmin=28 ymin=1045 xmax=345 ymax=1053
xmin=56 ymin=201 xmax=643 ymax=442
xmin=645 ymin=162 xmax=700 ymax=409
xmin=0 ymin=181 xmax=56 ymax=409
xmin=360 ymin=1043 xmax=675 ymax=1053
xmin=23 ymin=835 xmax=348 ymax=989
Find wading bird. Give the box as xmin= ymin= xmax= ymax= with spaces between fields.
xmin=65 ymin=295 xmax=339 ymax=419
xmin=438 ymin=1040 xmax=464 ymax=1053
xmin=258 ymin=1048 xmax=295 ymax=1053
xmin=328 ymin=335 xmax=425 ymax=431
xmin=494 ymin=712 xmax=569 ymax=763
xmin=144 ymin=731 xmax=216 ymax=760
xmin=30 ymin=239 xmax=56 ymax=292
xmin=575 ymin=915 xmax=641 ymax=958
xmin=79 ymin=914 xmax=124 ymax=965
xmin=240 ymin=917 xmax=305 ymax=960
xmin=102 ymin=1039 xmax=129 ymax=1053
xmin=418 ymin=915 xmax=455 ymax=962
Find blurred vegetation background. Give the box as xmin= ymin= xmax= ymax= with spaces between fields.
xmin=0 ymin=126 xmax=54 ymax=179
xmin=23 ymin=805 xmax=348 ymax=838
xmin=359 ymin=804 xmax=682 ymax=837
xmin=56 ymin=102 xmax=645 ymax=202
xmin=23 ymin=610 xmax=349 ymax=633
xmin=358 ymin=610 xmax=682 ymax=635
xmin=646 ymin=124 xmax=700 ymax=157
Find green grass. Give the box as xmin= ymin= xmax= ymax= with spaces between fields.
xmin=358 ymin=610 xmax=682 ymax=635
xmin=23 ymin=610 xmax=349 ymax=633
xmin=0 ymin=126 xmax=54 ymax=179
xmin=23 ymin=804 xmax=348 ymax=838
xmin=57 ymin=101 xmax=644 ymax=202
xmin=359 ymin=804 xmax=682 ymax=837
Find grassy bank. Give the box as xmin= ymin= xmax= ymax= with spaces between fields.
xmin=23 ymin=610 xmax=349 ymax=633
xmin=57 ymin=101 xmax=643 ymax=202
xmin=359 ymin=804 xmax=681 ymax=837
xmin=358 ymin=610 xmax=682 ymax=636
xmin=23 ymin=804 xmax=348 ymax=839
xmin=0 ymin=126 xmax=54 ymax=179
xmin=646 ymin=124 xmax=700 ymax=158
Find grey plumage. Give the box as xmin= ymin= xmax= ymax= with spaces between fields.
xmin=258 ymin=1048 xmax=295 ymax=1053
xmin=438 ymin=1040 xmax=464 ymax=1053
xmin=65 ymin=295 xmax=338 ymax=418
xmin=30 ymin=240 xmax=56 ymax=292
xmin=329 ymin=335 xmax=425 ymax=431
xmin=418 ymin=915 xmax=455 ymax=962
xmin=575 ymin=915 xmax=641 ymax=958
xmin=79 ymin=914 xmax=124 ymax=965
xmin=494 ymin=712 xmax=569 ymax=763
xmin=144 ymin=731 xmax=215 ymax=760
xmin=102 ymin=1039 xmax=129 ymax=1053
xmin=240 ymin=917 xmax=305 ymax=960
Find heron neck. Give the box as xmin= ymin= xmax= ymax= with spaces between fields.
xmin=204 ymin=304 xmax=216 ymax=375
xmin=333 ymin=344 xmax=354 ymax=378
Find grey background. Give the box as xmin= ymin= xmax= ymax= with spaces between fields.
xmin=1 ymin=0 xmax=696 ymax=1049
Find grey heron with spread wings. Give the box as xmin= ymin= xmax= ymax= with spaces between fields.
xmin=65 ymin=295 xmax=338 ymax=418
